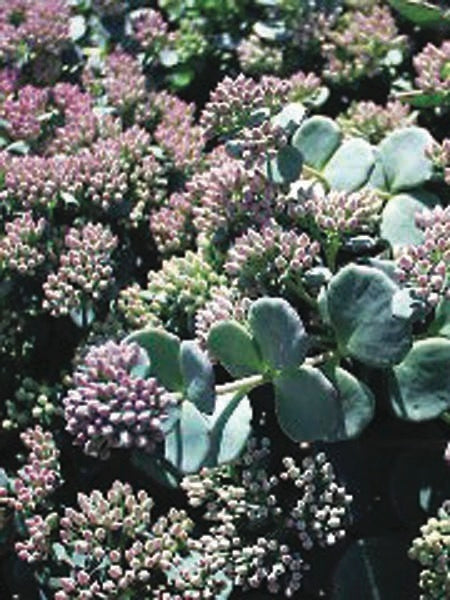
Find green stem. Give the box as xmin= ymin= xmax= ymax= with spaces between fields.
xmin=285 ymin=278 xmax=318 ymax=309
xmin=324 ymin=236 xmax=340 ymax=272
xmin=172 ymin=353 xmax=336 ymax=403
xmin=302 ymin=164 xmax=330 ymax=191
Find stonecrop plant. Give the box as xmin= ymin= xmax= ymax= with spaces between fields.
xmin=1 ymin=0 xmax=450 ymax=598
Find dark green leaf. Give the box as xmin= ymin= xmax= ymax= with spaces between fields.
xmin=207 ymin=321 xmax=263 ymax=377
xmin=124 ymin=328 xmax=183 ymax=391
xmin=180 ymin=341 xmax=215 ymax=414
xmin=323 ymin=366 xmax=375 ymax=439
xmin=390 ymin=338 xmax=450 ymax=420
xmin=267 ymin=145 xmax=303 ymax=184
xmin=326 ymin=265 xmax=412 ymax=367
xmin=249 ymin=297 xmax=308 ymax=372
xmin=274 ymin=366 xmax=341 ymax=442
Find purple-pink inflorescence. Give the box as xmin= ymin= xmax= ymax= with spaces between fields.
xmin=225 ymin=218 xmax=321 ymax=297
xmin=396 ymin=206 xmax=450 ymax=307
xmin=63 ymin=340 xmax=178 ymax=458
xmin=0 ymin=211 xmax=47 ymax=275
xmin=0 ymin=0 xmax=70 ymax=61
xmin=414 ymin=41 xmax=450 ymax=94
xmin=42 ymin=222 xmax=117 ymax=318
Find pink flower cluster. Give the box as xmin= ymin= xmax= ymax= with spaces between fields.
xmin=18 ymin=480 xmax=194 ymax=597
xmin=200 ymin=73 xmax=291 ymax=139
xmin=237 ymin=33 xmax=283 ymax=76
xmin=46 ymin=83 xmax=114 ymax=155
xmin=337 ymin=100 xmax=416 ymax=144
xmin=182 ymin=439 xmax=352 ymax=596
xmin=192 ymin=159 xmax=276 ymax=245
xmin=153 ymin=92 xmax=206 ymax=171
xmin=0 ymin=0 xmax=70 ymax=61
xmin=427 ymin=138 xmax=450 ymax=186
xmin=290 ymin=188 xmax=383 ymax=236
xmin=129 ymin=8 xmax=171 ymax=54
xmin=414 ymin=41 xmax=450 ymax=94
xmin=0 ymin=85 xmax=48 ymax=143
xmin=194 ymin=285 xmax=251 ymax=353
xmin=0 ymin=211 xmax=47 ymax=275
xmin=225 ymin=219 xmax=321 ymax=296
xmin=322 ymin=5 xmax=406 ymax=82
xmin=63 ymin=341 xmax=177 ymax=458
xmin=83 ymin=50 xmax=146 ymax=114
xmin=396 ymin=205 xmax=450 ymax=306
xmin=42 ymin=222 xmax=117 ymax=318
xmin=0 ymin=425 xmax=62 ymax=516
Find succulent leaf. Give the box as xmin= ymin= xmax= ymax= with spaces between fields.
xmin=326 ymin=265 xmax=412 ymax=367
xmin=248 ymin=297 xmax=309 ymax=372
xmin=274 ymin=366 xmax=342 ymax=442
xmin=180 ymin=341 xmax=215 ymax=414
xmin=390 ymin=338 xmax=450 ymax=420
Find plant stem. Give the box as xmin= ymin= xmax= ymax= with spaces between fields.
xmin=302 ymin=164 xmax=330 ymax=190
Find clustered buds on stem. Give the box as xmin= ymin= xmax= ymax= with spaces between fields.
xmin=414 ymin=41 xmax=450 ymax=95
xmin=290 ymin=187 xmax=383 ymax=236
xmin=225 ymin=219 xmax=321 ymax=297
xmin=42 ymin=222 xmax=117 ymax=318
xmin=181 ymin=438 xmax=352 ymax=597
xmin=322 ymin=5 xmax=405 ymax=82
xmin=409 ymin=500 xmax=450 ymax=599
xmin=119 ymin=250 xmax=226 ymax=335
xmin=337 ymin=100 xmax=415 ymax=144
xmin=63 ymin=340 xmax=178 ymax=458
xmin=0 ymin=211 xmax=47 ymax=275
xmin=396 ymin=206 xmax=450 ymax=307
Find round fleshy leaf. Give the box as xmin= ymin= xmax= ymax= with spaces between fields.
xmin=180 ymin=341 xmax=215 ymax=414
xmin=380 ymin=191 xmax=439 ymax=249
xmin=430 ymin=297 xmax=450 ymax=337
xmin=323 ymin=138 xmax=375 ymax=192
xmin=205 ymin=391 xmax=253 ymax=467
xmin=323 ymin=366 xmax=375 ymax=439
xmin=248 ymin=297 xmax=308 ymax=372
xmin=267 ymin=145 xmax=303 ymax=184
xmin=274 ymin=366 xmax=342 ymax=442
xmin=125 ymin=328 xmax=183 ymax=391
xmin=387 ymin=0 xmax=450 ymax=26
xmin=378 ymin=127 xmax=433 ymax=192
xmin=208 ymin=320 xmax=263 ymax=377
xmin=272 ymin=103 xmax=307 ymax=135
xmin=165 ymin=401 xmax=210 ymax=474
xmin=390 ymin=338 xmax=450 ymax=421
xmin=292 ymin=115 xmax=342 ymax=170
xmin=326 ymin=265 xmax=412 ymax=367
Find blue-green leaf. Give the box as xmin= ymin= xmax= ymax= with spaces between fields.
xmin=378 ymin=127 xmax=433 ymax=192
xmin=248 ymin=297 xmax=308 ymax=372
xmin=125 ymin=329 xmax=183 ymax=391
xmin=390 ymin=338 xmax=450 ymax=421
xmin=323 ymin=138 xmax=375 ymax=192
xmin=292 ymin=116 xmax=342 ymax=170
xmin=180 ymin=341 xmax=215 ymax=414
xmin=326 ymin=265 xmax=412 ymax=367
xmin=274 ymin=366 xmax=341 ymax=442
xmin=207 ymin=321 xmax=263 ymax=377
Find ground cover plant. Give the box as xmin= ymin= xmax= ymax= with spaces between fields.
xmin=1 ymin=0 xmax=450 ymax=597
